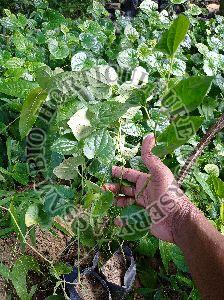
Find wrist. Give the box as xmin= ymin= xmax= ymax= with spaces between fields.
xmin=171 ymin=196 xmax=203 ymax=246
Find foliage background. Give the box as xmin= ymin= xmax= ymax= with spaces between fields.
xmin=0 ymin=0 xmax=223 ymax=299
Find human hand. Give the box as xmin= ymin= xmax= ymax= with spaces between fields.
xmin=103 ymin=134 xmax=197 ymax=243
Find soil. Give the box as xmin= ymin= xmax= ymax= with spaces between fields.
xmin=0 ymin=234 xmax=22 ymax=300
xmin=101 ymin=251 xmax=127 ymax=286
xmin=26 ymin=227 xmax=70 ymax=262
xmin=0 ymin=227 xmax=72 ymax=299
xmin=75 ymin=274 xmax=109 ymax=300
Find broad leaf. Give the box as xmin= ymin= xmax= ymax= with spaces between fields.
xmin=50 ymin=262 xmax=73 ymax=279
xmin=72 ymin=217 xmax=95 ymax=248
xmin=159 ymin=241 xmax=188 ymax=273
xmin=11 ymin=162 xmax=29 ymax=185
xmin=71 ymin=51 xmax=94 ymax=72
xmin=194 ymin=171 xmax=217 ymax=201
xmin=88 ymin=101 xmax=130 ymax=127
xmin=11 ymin=256 xmax=40 ymax=300
xmin=156 ymin=14 xmax=190 ymax=56
xmin=67 ymin=107 xmax=93 ymax=141
xmin=25 ymin=204 xmax=39 ymax=227
xmin=211 ymin=177 xmax=224 ymax=198
xmin=19 ymin=87 xmax=48 ymax=139
xmin=0 ymin=79 xmax=37 ymax=98
xmin=53 ymin=156 xmax=85 ymax=180
xmin=118 ymin=205 xmax=150 ymax=241
xmin=51 ymin=137 xmax=78 ymax=155
xmin=135 ymin=234 xmax=159 ymax=257
xmin=91 ymin=191 xmax=114 ymax=217
xmin=117 ymin=48 xmax=138 ymax=70
xmin=48 ymin=39 xmax=69 ymax=60
xmin=83 ymin=129 xmax=115 ymax=164
xmin=163 ymin=76 xmax=213 ymax=114
xmin=153 ymin=116 xmax=204 ymax=157
xmin=35 ymin=66 xmax=54 ymax=90
xmin=0 ymin=262 xmax=11 ymax=280
xmin=86 ymin=65 xmax=118 ymax=86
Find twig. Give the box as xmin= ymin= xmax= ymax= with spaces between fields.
xmin=177 ymin=112 xmax=224 ymax=186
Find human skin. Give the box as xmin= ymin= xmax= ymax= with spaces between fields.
xmin=103 ymin=134 xmax=224 ymax=299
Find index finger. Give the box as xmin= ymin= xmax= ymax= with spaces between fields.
xmin=112 ymin=166 xmax=143 ymax=183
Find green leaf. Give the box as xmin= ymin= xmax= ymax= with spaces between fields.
xmin=0 ymin=79 xmax=37 ymax=98
xmin=130 ymin=156 xmax=148 ymax=173
xmin=51 ymin=137 xmax=78 ymax=155
xmin=159 ymin=241 xmax=188 ymax=273
xmin=117 ymin=48 xmax=138 ymax=70
xmin=163 ymin=76 xmax=213 ymax=114
xmin=11 ymin=256 xmax=40 ymax=300
xmin=48 ymin=39 xmax=69 ymax=60
xmin=0 ymin=262 xmax=11 ymax=280
xmin=25 ymin=204 xmax=39 ymax=227
xmin=91 ymin=191 xmax=114 ymax=217
xmin=72 ymin=218 xmax=95 ymax=248
xmin=35 ymin=66 xmax=54 ymax=90
xmin=71 ymin=51 xmax=93 ymax=72
xmin=194 ymin=171 xmax=217 ymax=202
xmin=50 ymin=262 xmax=73 ymax=279
xmin=86 ymin=65 xmax=118 ymax=86
xmin=135 ymin=234 xmax=159 ymax=257
xmin=153 ymin=116 xmax=204 ymax=157
xmin=19 ymin=87 xmax=48 ymax=139
xmin=11 ymin=162 xmax=29 ymax=185
xmin=83 ymin=129 xmax=115 ymax=164
xmin=53 ymin=156 xmax=85 ymax=180
xmin=204 ymin=164 xmax=219 ymax=177
xmin=45 ymin=9 xmax=66 ymax=29
xmin=118 ymin=205 xmax=151 ymax=241
xmin=88 ymin=101 xmax=129 ymax=127
xmin=156 ymin=14 xmax=190 ymax=56
xmin=159 ymin=241 xmax=171 ymax=273
xmin=169 ymin=245 xmax=188 ymax=273
xmin=211 ymin=177 xmax=224 ymax=198
xmin=4 ymin=57 xmax=25 ymax=69
xmin=79 ymin=32 xmax=103 ymax=53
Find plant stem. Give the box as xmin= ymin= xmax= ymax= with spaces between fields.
xmin=177 ymin=113 xmax=224 ymax=185
xmin=167 ymin=55 xmax=174 ymax=83
xmin=77 ymin=219 xmax=81 ymax=283
xmin=143 ymin=106 xmax=151 ymax=121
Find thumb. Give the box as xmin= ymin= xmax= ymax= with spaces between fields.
xmin=141 ymin=134 xmax=172 ymax=178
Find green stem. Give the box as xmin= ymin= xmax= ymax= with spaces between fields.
xmin=143 ymin=106 xmax=151 ymax=121
xmin=167 ymin=55 xmax=174 ymax=84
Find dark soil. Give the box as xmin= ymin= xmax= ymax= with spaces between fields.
xmin=75 ymin=274 xmax=110 ymax=300
xmin=102 ymin=251 xmax=127 ymax=286
xmin=0 ymin=227 xmax=72 ymax=299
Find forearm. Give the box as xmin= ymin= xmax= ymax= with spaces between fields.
xmin=173 ymin=204 xmax=224 ymax=299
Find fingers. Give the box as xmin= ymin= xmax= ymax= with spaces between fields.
xmin=102 ymin=183 xmax=120 ymax=194
xmin=103 ymin=183 xmax=135 ymax=197
xmin=141 ymin=134 xmax=172 ymax=177
xmin=112 ymin=166 xmax=143 ymax=183
xmin=121 ymin=186 xmax=135 ymax=197
xmin=115 ymin=196 xmax=135 ymax=207
xmin=141 ymin=134 xmax=156 ymax=169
